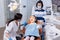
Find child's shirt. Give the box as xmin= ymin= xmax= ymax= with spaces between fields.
xmin=24 ymin=23 xmax=40 ymax=37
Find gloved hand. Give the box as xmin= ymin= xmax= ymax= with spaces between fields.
xmin=9 ymin=37 xmax=12 ymax=40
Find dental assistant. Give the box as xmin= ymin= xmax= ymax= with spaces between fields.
xmin=32 ymin=0 xmax=46 ymax=17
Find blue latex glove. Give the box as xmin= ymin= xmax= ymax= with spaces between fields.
xmin=9 ymin=37 xmax=12 ymax=40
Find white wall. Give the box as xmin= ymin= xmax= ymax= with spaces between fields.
xmin=20 ymin=0 xmax=28 ymax=22
xmin=20 ymin=0 xmax=38 ymax=22
xmin=0 ymin=0 xmax=6 ymax=27
xmin=27 ymin=0 xmax=38 ymax=19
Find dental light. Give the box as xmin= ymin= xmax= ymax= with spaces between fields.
xmin=8 ymin=0 xmax=19 ymax=11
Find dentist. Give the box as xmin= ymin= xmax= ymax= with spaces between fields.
xmin=3 ymin=13 xmax=23 ymax=40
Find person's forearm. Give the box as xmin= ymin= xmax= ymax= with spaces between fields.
xmin=5 ymin=32 xmax=10 ymax=38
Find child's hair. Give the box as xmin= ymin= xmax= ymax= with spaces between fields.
xmin=7 ymin=13 xmax=23 ymax=26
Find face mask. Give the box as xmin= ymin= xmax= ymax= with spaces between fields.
xmin=38 ymin=6 xmax=41 ymax=9
xmin=18 ymin=20 xmax=21 ymax=22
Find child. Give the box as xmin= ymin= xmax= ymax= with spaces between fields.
xmin=22 ymin=16 xmax=41 ymax=40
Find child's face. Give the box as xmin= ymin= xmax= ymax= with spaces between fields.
xmin=29 ymin=16 xmax=36 ymax=23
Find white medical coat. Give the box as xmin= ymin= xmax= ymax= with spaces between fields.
xmin=3 ymin=21 xmax=19 ymax=40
